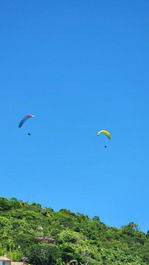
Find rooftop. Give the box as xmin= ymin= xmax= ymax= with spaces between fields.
xmin=0 ymin=256 xmax=11 ymax=261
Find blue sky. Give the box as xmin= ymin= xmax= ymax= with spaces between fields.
xmin=0 ymin=0 xmax=149 ymax=232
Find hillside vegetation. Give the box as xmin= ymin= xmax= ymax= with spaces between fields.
xmin=0 ymin=197 xmax=149 ymax=265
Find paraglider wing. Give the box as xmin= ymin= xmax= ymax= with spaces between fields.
xmin=18 ymin=114 xmax=35 ymax=128
xmin=97 ymin=130 xmax=111 ymax=139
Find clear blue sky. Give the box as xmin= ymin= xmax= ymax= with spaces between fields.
xmin=0 ymin=0 xmax=149 ymax=232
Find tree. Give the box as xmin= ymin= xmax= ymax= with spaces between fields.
xmin=27 ymin=244 xmax=61 ymax=265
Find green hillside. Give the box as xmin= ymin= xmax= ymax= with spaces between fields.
xmin=0 ymin=197 xmax=149 ymax=265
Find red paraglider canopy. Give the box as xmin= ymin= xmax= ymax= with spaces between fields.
xmin=18 ymin=114 xmax=35 ymax=128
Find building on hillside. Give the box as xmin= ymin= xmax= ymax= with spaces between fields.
xmin=35 ymin=236 xmax=55 ymax=244
xmin=0 ymin=256 xmax=23 ymax=265
xmin=0 ymin=256 xmax=11 ymax=265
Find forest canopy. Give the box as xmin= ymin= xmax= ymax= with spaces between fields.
xmin=0 ymin=197 xmax=149 ymax=265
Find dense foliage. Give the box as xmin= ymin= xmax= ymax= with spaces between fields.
xmin=0 ymin=197 xmax=149 ymax=264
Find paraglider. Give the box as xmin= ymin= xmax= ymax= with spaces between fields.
xmin=18 ymin=114 xmax=35 ymax=128
xmin=18 ymin=114 xmax=35 ymax=136
xmin=97 ymin=130 xmax=111 ymax=149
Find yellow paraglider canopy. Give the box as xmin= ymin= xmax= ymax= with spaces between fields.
xmin=97 ymin=130 xmax=111 ymax=139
